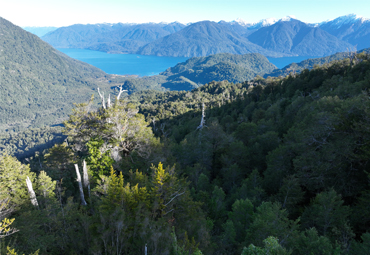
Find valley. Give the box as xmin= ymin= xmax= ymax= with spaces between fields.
xmin=2 ymin=11 xmax=370 ymax=255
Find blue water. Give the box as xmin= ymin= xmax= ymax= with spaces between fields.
xmin=58 ymin=48 xmax=189 ymax=77
xmin=59 ymin=48 xmax=320 ymax=75
xmin=267 ymin=56 xmax=321 ymax=69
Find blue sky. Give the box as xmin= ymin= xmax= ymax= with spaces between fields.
xmin=2 ymin=0 xmax=370 ymax=27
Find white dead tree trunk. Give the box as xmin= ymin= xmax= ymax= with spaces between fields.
xmin=26 ymin=176 xmax=39 ymax=207
xmin=75 ymin=164 xmax=87 ymax=206
xmin=82 ymin=159 xmax=90 ymax=199
xmin=107 ymin=94 xmax=111 ymax=108
xmin=116 ymin=85 xmax=127 ymax=101
xmin=97 ymin=85 xmax=127 ymax=109
xmin=196 ymin=103 xmax=207 ymax=130
xmin=97 ymin=87 xmax=106 ymax=109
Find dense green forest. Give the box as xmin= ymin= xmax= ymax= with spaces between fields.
xmin=2 ymin=52 xmax=370 ymax=254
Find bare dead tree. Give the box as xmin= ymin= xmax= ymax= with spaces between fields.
xmin=98 ymin=85 xmax=127 ymax=109
xmin=82 ymin=160 xmax=90 ymax=199
xmin=97 ymin=87 xmax=106 ymax=109
xmin=26 ymin=176 xmax=39 ymax=207
xmin=107 ymin=94 xmax=111 ymax=109
xmin=75 ymin=164 xmax=87 ymax=206
xmin=196 ymin=103 xmax=207 ymax=130
xmin=116 ymin=85 xmax=127 ymax=101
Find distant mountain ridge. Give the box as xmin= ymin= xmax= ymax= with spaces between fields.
xmin=137 ymin=21 xmax=287 ymax=57
xmin=41 ymin=14 xmax=370 ymax=58
xmin=319 ymin=14 xmax=370 ymax=50
xmin=42 ymin=22 xmax=186 ymax=53
xmin=247 ymin=18 xmax=353 ymax=56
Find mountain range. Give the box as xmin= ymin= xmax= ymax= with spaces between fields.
xmin=40 ymin=14 xmax=370 ymax=58
xmin=137 ymin=21 xmax=286 ymax=57
xmin=319 ymin=14 xmax=370 ymax=50
xmin=42 ymin=22 xmax=186 ymax=54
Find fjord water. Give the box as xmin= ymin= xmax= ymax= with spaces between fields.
xmin=59 ymin=48 xmax=318 ymax=75
xmin=267 ymin=56 xmax=320 ymax=69
xmin=58 ymin=48 xmax=189 ymax=76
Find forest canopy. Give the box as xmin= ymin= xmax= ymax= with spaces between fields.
xmin=2 ymin=53 xmax=370 ymax=254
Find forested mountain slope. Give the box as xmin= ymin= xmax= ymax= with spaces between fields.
xmin=137 ymin=21 xmax=287 ymax=57
xmin=247 ymin=18 xmax=353 ymax=56
xmin=319 ymin=14 xmax=370 ymax=50
xmin=0 ymin=17 xmax=112 ymax=133
xmin=42 ymin=22 xmax=186 ymax=53
xmin=127 ymin=53 xmax=370 ymax=254
xmin=2 ymin=51 xmax=370 ymax=254
xmin=266 ymin=47 xmax=370 ymax=77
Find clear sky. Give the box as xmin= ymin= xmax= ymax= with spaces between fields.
xmin=2 ymin=0 xmax=370 ymax=27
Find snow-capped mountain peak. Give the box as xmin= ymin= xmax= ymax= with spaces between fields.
xmin=279 ymin=15 xmax=297 ymax=22
xmin=231 ymin=18 xmax=251 ymax=27
xmin=247 ymin=17 xmax=278 ymax=30
xmin=321 ymin=14 xmax=370 ymax=27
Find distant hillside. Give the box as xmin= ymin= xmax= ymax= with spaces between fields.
xmin=22 ymin=26 xmax=58 ymax=37
xmin=248 ymin=19 xmax=353 ymax=56
xmin=42 ymin=22 xmax=186 ymax=53
xmin=137 ymin=21 xmax=288 ymax=57
xmin=160 ymin=53 xmax=276 ymax=89
xmin=319 ymin=14 xmax=370 ymax=50
xmin=265 ymin=47 xmax=370 ymax=77
xmin=0 ymin=17 xmax=113 ymax=132
xmin=112 ymin=53 xmax=277 ymax=91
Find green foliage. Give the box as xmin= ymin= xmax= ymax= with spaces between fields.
xmin=246 ymin=202 xmax=299 ymax=247
xmin=241 ymin=236 xmax=291 ymax=255
xmin=0 ymin=126 xmax=65 ymax=159
xmin=349 ymin=232 xmax=370 ymax=255
xmin=291 ymin=228 xmax=341 ymax=255
xmin=0 ymin=154 xmax=35 ymax=208
xmin=6 ymin=246 xmax=39 ymax=255
xmin=171 ymin=227 xmax=203 ymax=255
xmin=301 ymin=189 xmax=354 ymax=248
xmin=63 ymin=98 xmax=161 ymax=171
xmin=86 ymin=138 xmax=114 ymax=178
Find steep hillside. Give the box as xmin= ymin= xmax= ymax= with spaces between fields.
xmin=137 ymin=21 xmax=288 ymax=57
xmin=248 ymin=18 xmax=353 ymax=56
xmin=0 ymin=17 xmax=112 ymax=132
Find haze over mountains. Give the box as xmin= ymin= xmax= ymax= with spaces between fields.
xmin=40 ymin=14 xmax=370 ymax=58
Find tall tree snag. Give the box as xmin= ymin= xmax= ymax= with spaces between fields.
xmin=75 ymin=164 xmax=87 ymax=206
xmin=82 ymin=159 xmax=90 ymax=199
xmin=197 ymin=103 xmax=207 ymax=130
xmin=26 ymin=176 xmax=39 ymax=207
xmin=97 ymin=87 xmax=106 ymax=109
